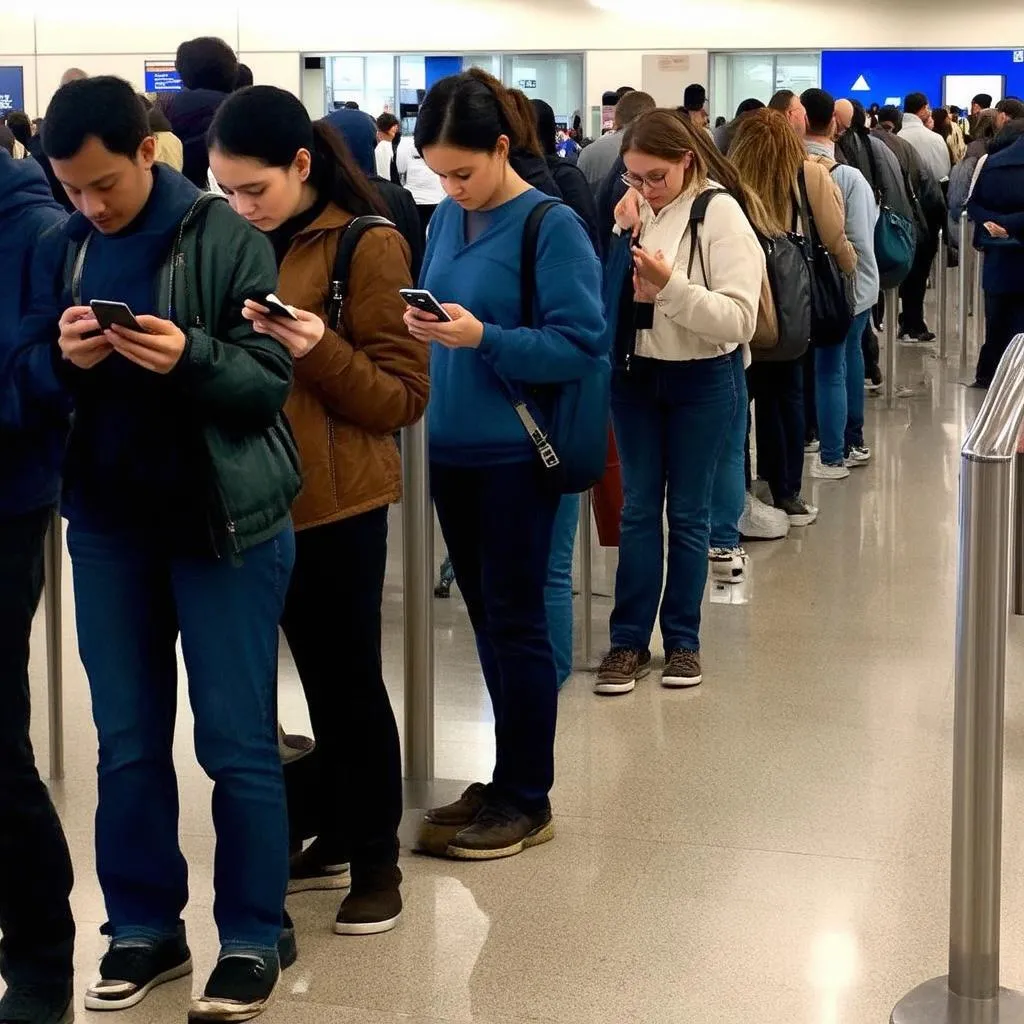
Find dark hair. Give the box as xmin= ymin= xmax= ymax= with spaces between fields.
xmin=990 ymin=117 xmax=1024 ymax=153
xmin=614 ymin=90 xmax=656 ymax=129
xmin=972 ymin=109 xmax=999 ymax=142
xmin=932 ymin=107 xmax=951 ymax=138
xmin=208 ymin=85 xmax=386 ymax=217
xmin=531 ymin=98 xmax=558 ymax=156
xmin=997 ymin=97 xmax=1024 ymax=121
xmin=43 ymin=76 xmax=151 ymax=160
xmin=615 ymin=86 xmax=635 ymax=99
xmin=949 ymin=104 xmax=962 ymax=117
xmin=973 ymin=93 xmax=993 ymax=110
xmin=715 ymin=115 xmax=726 ymax=128
xmin=175 ymin=36 xmax=238 ymax=93
xmin=848 ymin=99 xmax=869 ymax=134
xmin=415 ymin=68 xmax=525 ymax=154
xmin=878 ymin=105 xmax=902 ymax=130
xmin=800 ymin=88 xmax=835 ymax=135
xmin=904 ymin=92 xmax=929 ymax=116
xmin=0 ymin=124 xmax=15 ymax=155
xmin=768 ymin=89 xmax=795 ymax=113
xmin=376 ymin=112 xmax=399 ymax=134
xmin=141 ymin=95 xmax=172 ymax=134
xmin=234 ymin=63 xmax=253 ymax=91
xmin=683 ymin=83 xmax=706 ymax=111
xmin=736 ymin=97 xmax=766 ymax=118
xmin=508 ymin=89 xmax=543 ymax=156
xmin=6 ymin=111 xmax=30 ymax=147
xmin=343 ymin=100 xmax=360 ymax=110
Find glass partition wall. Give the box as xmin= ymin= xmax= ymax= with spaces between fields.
xmin=709 ymin=51 xmax=821 ymax=122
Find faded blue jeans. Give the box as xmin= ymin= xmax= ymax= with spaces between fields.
xmin=816 ymin=310 xmax=870 ymax=465
xmin=546 ymin=494 xmax=580 ymax=689
xmin=709 ymin=350 xmax=749 ymax=549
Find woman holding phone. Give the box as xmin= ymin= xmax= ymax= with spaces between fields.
xmin=404 ymin=69 xmax=605 ymax=860
xmin=208 ymin=86 xmax=429 ymax=935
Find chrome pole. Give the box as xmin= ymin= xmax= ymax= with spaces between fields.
xmin=973 ymin=250 xmax=985 ymax=360
xmin=958 ymin=214 xmax=970 ymax=374
xmin=578 ymin=490 xmax=593 ymax=666
xmin=891 ymin=333 xmax=1024 ymax=1024
xmin=937 ymin=229 xmax=948 ymax=360
xmin=885 ymin=287 xmax=898 ymax=409
xmin=1015 ymin=451 xmax=1024 ymax=617
xmin=43 ymin=509 xmax=64 ymax=782
xmin=401 ymin=420 xmax=434 ymax=782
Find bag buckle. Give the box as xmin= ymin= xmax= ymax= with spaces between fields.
xmin=514 ymin=401 xmax=561 ymax=470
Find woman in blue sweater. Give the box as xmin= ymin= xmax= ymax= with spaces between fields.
xmin=404 ymin=69 xmax=606 ymax=860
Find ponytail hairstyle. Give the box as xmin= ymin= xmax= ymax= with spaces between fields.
xmin=622 ymin=107 xmax=774 ymax=238
xmin=414 ymin=67 xmax=526 ymax=155
xmin=208 ymin=85 xmax=386 ymax=218
xmin=507 ymin=88 xmax=543 ymax=156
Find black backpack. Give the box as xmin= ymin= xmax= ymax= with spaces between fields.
xmin=326 ymin=215 xmax=396 ymax=331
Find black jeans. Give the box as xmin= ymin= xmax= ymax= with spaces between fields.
xmin=749 ymin=360 xmax=806 ymax=503
xmin=899 ymin=233 xmax=939 ymax=334
xmin=802 ymin=352 xmax=817 ymax=444
xmin=977 ymin=291 xmax=1024 ymax=386
xmin=0 ymin=508 xmax=74 ymax=991
xmin=280 ymin=507 xmax=401 ymax=877
xmin=432 ymin=461 xmax=559 ymax=812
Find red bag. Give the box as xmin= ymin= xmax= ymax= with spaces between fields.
xmin=591 ymin=426 xmax=623 ymax=548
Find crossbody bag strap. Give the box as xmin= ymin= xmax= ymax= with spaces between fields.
xmin=796 ymin=167 xmax=819 ymax=246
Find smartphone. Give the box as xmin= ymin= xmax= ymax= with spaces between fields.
xmin=399 ymin=288 xmax=452 ymax=322
xmin=264 ymin=292 xmax=299 ymax=320
xmin=89 ymin=300 xmax=147 ymax=333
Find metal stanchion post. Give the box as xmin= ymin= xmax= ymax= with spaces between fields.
xmin=890 ymin=334 xmax=1024 ymax=1024
xmin=973 ymin=250 xmax=985 ymax=359
xmin=937 ymin=229 xmax=948 ymax=360
xmin=885 ymin=287 xmax=898 ymax=409
xmin=401 ymin=420 xmax=434 ymax=783
xmin=958 ymin=214 xmax=970 ymax=373
xmin=1014 ymin=450 xmax=1024 ymax=617
xmin=43 ymin=509 xmax=64 ymax=782
xmin=578 ymin=490 xmax=593 ymax=667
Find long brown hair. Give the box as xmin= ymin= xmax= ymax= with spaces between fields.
xmin=729 ymin=108 xmax=803 ymax=235
xmin=508 ymin=88 xmax=543 ymax=156
xmin=621 ymin=108 xmax=773 ymax=236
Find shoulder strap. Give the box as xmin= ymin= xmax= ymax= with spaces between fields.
xmin=520 ymin=199 xmax=561 ymax=328
xmin=795 ymin=167 xmax=820 ymax=246
xmin=328 ymin=214 xmax=395 ymax=331
xmin=685 ymin=188 xmax=727 ymax=287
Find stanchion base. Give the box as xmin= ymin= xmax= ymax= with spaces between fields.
xmin=891 ymin=977 xmax=1024 ymax=1024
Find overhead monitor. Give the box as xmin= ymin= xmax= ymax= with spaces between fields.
xmin=943 ymin=74 xmax=1005 ymax=110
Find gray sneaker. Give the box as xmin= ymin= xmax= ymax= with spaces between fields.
xmin=594 ymin=648 xmax=652 ymax=696
xmin=662 ymin=649 xmax=702 ymax=689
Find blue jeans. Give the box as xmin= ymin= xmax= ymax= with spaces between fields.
xmin=815 ymin=310 xmax=870 ymax=465
xmin=67 ymin=524 xmax=294 ymax=955
xmin=432 ymin=461 xmax=560 ymax=811
xmin=546 ymin=494 xmax=579 ymax=689
xmin=709 ymin=351 xmax=749 ymax=549
xmin=610 ymin=352 xmax=739 ymax=653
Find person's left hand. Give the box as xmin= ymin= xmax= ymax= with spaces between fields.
xmin=106 ymin=315 xmax=187 ymax=374
xmin=243 ymin=300 xmax=326 ymax=359
xmin=632 ymin=244 xmax=673 ymax=291
xmin=984 ymin=221 xmax=1010 ymax=239
xmin=404 ymin=303 xmax=483 ymax=349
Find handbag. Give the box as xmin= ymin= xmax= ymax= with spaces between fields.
xmin=500 ymin=200 xmax=611 ymax=495
xmin=862 ymin=135 xmax=915 ymax=288
xmin=797 ymin=167 xmax=852 ymax=347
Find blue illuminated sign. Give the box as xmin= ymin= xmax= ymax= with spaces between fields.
xmin=0 ymin=66 xmax=25 ymax=114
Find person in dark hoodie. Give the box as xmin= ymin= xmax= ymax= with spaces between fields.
xmin=506 ymin=89 xmax=563 ymax=200
xmin=166 ymin=35 xmax=238 ymax=187
xmin=20 ymin=74 xmax=299 ymax=1021
xmin=0 ymin=149 xmax=75 ymax=1024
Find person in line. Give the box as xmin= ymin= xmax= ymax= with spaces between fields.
xmin=5 ymin=111 xmax=32 ymax=153
xmin=713 ymin=97 xmax=765 ymax=155
xmin=995 ymin=98 xmax=1024 ymax=131
xmin=729 ymin=107 xmax=855 ymax=525
xmin=578 ymin=89 xmax=652 ymax=195
xmin=374 ymin=112 xmax=402 ymax=182
xmin=948 ymin=109 xmax=999 ymax=256
xmin=800 ymin=89 xmax=878 ymax=480
xmin=967 ymin=130 xmax=1024 ymax=388
xmin=769 ymin=90 xmax=808 ymax=139
xmin=235 ymin=63 xmax=254 ymax=90
xmin=208 ymin=85 xmax=429 ymax=935
xmin=0 ymin=148 xmax=75 ymax=1024
xmin=932 ymin=106 xmax=966 ymax=165
xmin=26 ymin=75 xmax=299 ymax=1021
xmin=166 ymin=35 xmax=238 ymax=187
xmin=899 ymin=92 xmax=951 ymax=183
xmin=595 ymin=109 xmax=765 ymax=695
xmin=0 ymin=124 xmax=17 ymax=155
xmin=970 ymin=93 xmax=994 ymax=134
xmin=374 ymin=111 xmax=447 ymax=240
xmin=405 ymin=69 xmax=605 ymax=859
xmin=680 ymin=83 xmax=709 ymax=130
xmin=139 ymin=94 xmax=184 ymax=171
xmin=505 ymin=89 xmax=564 ymax=198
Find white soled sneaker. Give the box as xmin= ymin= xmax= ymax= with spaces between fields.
xmin=738 ymin=492 xmax=790 ymax=540
xmin=708 ymin=546 xmax=748 ymax=583
xmin=845 ymin=445 xmax=871 ymax=467
xmin=810 ymin=456 xmax=850 ymax=480
xmin=804 ymin=439 xmax=820 ymax=454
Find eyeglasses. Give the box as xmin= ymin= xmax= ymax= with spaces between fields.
xmin=621 ymin=170 xmax=670 ymax=191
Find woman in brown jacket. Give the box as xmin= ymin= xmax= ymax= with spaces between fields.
xmin=729 ymin=107 xmax=855 ymax=527
xmin=208 ymin=87 xmax=429 ymax=937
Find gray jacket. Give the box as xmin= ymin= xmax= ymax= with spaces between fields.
xmin=838 ymin=129 xmax=918 ymax=243
xmin=577 ymin=130 xmax=623 ymax=196
xmin=899 ymin=112 xmax=952 ymax=182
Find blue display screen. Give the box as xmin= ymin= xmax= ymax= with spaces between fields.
xmin=144 ymin=61 xmax=183 ymax=93
xmin=0 ymin=66 xmax=25 ymax=114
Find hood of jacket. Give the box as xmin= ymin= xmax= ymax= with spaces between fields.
xmin=166 ymin=88 xmax=228 ymax=137
xmin=0 ymin=148 xmax=62 ymax=219
xmin=324 ymin=109 xmax=377 ymax=176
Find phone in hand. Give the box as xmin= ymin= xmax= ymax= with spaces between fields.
xmin=399 ymin=288 xmax=453 ymax=322
xmin=89 ymin=300 xmax=148 ymax=334
xmin=263 ymin=293 xmax=299 ymax=320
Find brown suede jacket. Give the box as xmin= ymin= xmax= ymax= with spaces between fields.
xmin=278 ymin=203 xmax=430 ymax=530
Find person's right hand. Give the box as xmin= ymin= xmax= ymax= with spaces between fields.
xmin=58 ymin=306 xmax=113 ymax=369
xmin=614 ymin=188 xmax=642 ymax=237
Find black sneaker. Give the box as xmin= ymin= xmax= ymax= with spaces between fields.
xmin=0 ymin=984 xmax=73 ymax=1024
xmin=334 ymin=865 xmax=403 ymax=935
xmin=775 ymin=496 xmax=818 ymax=528
xmin=188 ymin=954 xmax=279 ymax=1023
xmin=84 ymin=926 xmax=192 ymax=1011
xmin=415 ymin=783 xmax=490 ymax=856
xmin=446 ymin=796 xmax=554 ymax=860
xmin=279 ymin=911 xmax=297 ymax=971
xmin=287 ymin=839 xmax=351 ymax=894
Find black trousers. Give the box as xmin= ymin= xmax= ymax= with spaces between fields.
xmin=749 ymin=360 xmax=806 ymax=503
xmin=416 ymin=204 xmax=437 ymax=243
xmin=899 ymin=233 xmax=939 ymax=334
xmin=0 ymin=507 xmax=74 ymax=991
xmin=280 ymin=507 xmax=401 ymax=877
xmin=977 ymin=291 xmax=1024 ymax=387
xmin=802 ymin=352 xmax=817 ymax=444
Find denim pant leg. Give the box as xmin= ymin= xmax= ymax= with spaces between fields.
xmin=66 ymin=526 xmax=187 ymax=943
xmin=172 ymin=527 xmax=295 ymax=955
xmin=546 ymin=494 xmax=580 ymax=689
xmin=814 ymin=341 xmax=847 ymax=466
xmin=844 ymin=311 xmax=870 ymax=451
xmin=609 ymin=368 xmax=667 ymax=653
xmin=662 ymin=355 xmax=738 ymax=652
xmin=709 ymin=350 xmax=749 ymax=549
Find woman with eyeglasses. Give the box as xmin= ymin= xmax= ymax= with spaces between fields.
xmin=594 ymin=109 xmax=767 ymax=696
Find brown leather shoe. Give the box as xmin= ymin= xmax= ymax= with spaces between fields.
xmin=415 ymin=783 xmax=490 ymax=856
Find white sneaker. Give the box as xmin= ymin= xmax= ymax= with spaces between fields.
xmin=845 ymin=445 xmax=871 ymax=467
xmin=738 ymin=492 xmax=791 ymax=540
xmin=810 ymin=456 xmax=850 ymax=480
xmin=709 ymin=546 xmax=748 ymax=583
xmin=804 ymin=439 xmax=820 ymax=454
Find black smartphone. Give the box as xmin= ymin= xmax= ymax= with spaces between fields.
xmin=399 ymin=288 xmax=453 ymax=322
xmin=263 ymin=293 xmax=299 ymax=320
xmin=89 ymin=300 xmax=147 ymax=333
